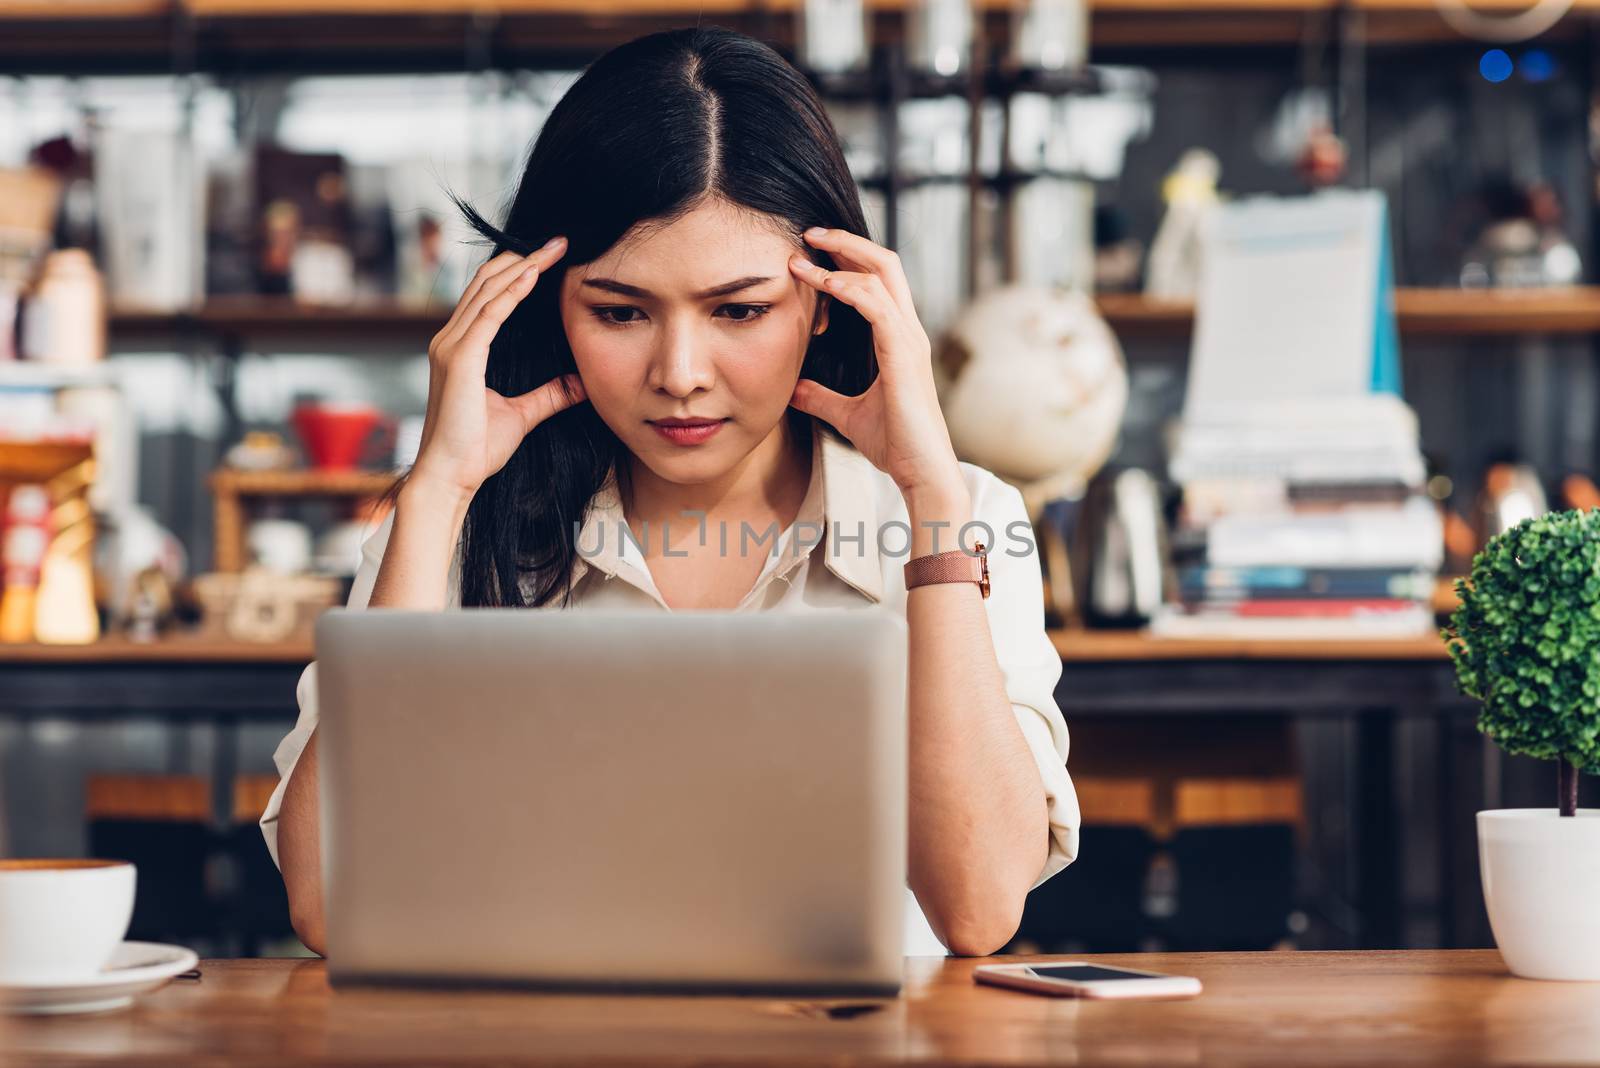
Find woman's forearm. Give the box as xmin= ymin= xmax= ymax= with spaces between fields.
xmin=903 ymin=487 xmax=1049 ymax=957
xmin=277 ymin=476 xmax=475 ymax=955
xmin=279 ymin=729 xmax=327 ymax=955
xmin=368 ymin=477 xmax=475 ymax=609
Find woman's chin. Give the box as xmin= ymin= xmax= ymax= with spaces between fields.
xmin=631 ymin=438 xmax=740 ymax=486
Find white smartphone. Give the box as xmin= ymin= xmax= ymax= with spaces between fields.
xmin=973 ymin=962 xmax=1203 ymax=1000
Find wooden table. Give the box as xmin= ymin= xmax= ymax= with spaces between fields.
xmin=6 ymin=951 xmax=1594 ymax=1066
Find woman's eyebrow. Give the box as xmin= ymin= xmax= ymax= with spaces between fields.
xmin=581 ymin=276 xmax=775 ymax=300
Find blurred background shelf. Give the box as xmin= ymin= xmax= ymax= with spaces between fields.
xmin=1098 ymin=287 xmax=1600 ymax=339
xmin=1 ymin=0 xmax=171 ymax=15
xmin=1394 ymin=288 xmax=1600 ymax=335
xmin=11 ymin=0 xmax=1600 ymax=73
xmin=0 ymin=634 xmax=316 ymax=663
xmin=186 ymin=0 xmax=768 ymax=11
xmin=84 ymin=289 xmax=1600 ymax=348
xmin=109 ymin=298 xmax=446 ymax=342
xmin=0 ymin=624 xmax=1447 ymax=664
xmin=1053 ymin=628 xmax=1449 ymax=660
xmin=208 ymin=468 xmax=398 ymax=496
xmin=210 ymin=467 xmax=396 ymax=571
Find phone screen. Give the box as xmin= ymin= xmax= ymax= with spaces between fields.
xmin=1029 ymin=965 xmax=1158 ymax=982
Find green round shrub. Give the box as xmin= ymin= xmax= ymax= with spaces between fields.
xmin=1442 ymin=507 xmax=1600 ymax=776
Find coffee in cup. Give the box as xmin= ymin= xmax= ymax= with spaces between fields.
xmin=0 ymin=859 xmax=136 ymax=983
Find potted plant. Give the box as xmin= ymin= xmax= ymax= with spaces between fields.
xmin=1443 ymin=507 xmax=1600 ymax=980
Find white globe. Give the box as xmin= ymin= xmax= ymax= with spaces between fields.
xmin=935 ymin=285 xmax=1128 ymax=513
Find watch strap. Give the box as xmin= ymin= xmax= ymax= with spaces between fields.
xmin=903 ymin=542 xmax=990 ymax=599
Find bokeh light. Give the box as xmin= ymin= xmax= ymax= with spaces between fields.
xmin=1520 ymin=49 xmax=1556 ymax=83
xmin=1480 ymin=49 xmax=1514 ymax=83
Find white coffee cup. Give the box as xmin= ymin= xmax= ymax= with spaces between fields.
xmin=0 ymin=859 xmax=136 ymax=983
xmin=247 ymin=518 xmax=314 ymax=575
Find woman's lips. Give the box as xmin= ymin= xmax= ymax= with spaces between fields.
xmin=649 ymin=419 xmax=727 ymax=446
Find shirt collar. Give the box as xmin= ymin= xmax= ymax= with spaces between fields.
xmin=815 ymin=422 xmax=885 ymax=602
xmin=567 ymin=421 xmax=884 ymax=603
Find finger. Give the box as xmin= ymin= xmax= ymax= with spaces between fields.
xmin=442 ymin=250 xmax=525 ymax=337
xmin=441 ymin=237 xmax=568 ymax=348
xmin=789 ymin=258 xmax=901 ymax=335
xmin=789 ymin=377 xmax=857 ymax=431
xmin=449 ymin=237 xmax=568 ymax=341
xmin=506 ymin=373 xmax=588 ymax=433
xmin=452 ymin=265 xmax=544 ymax=363
xmin=802 ymin=241 xmax=874 ymax=279
xmin=438 ymin=249 xmax=540 ymax=344
xmin=801 ymin=227 xmax=916 ymax=315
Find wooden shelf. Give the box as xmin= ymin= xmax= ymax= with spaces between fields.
xmin=105 ymin=288 xmax=1600 ymax=349
xmin=0 ymin=8 xmax=739 ymax=76
xmin=7 ymin=0 xmax=1591 ymax=73
xmin=1052 ymin=626 xmax=1450 ymax=660
xmin=33 ymin=0 xmax=1587 ymax=14
xmin=0 ymin=625 xmax=1452 ymax=664
xmin=1095 ymin=293 xmax=1197 ymax=337
xmin=209 ymin=467 xmax=399 ymax=497
xmin=1052 ymin=577 xmax=1462 ymax=659
xmin=1355 ymin=0 xmax=1600 ymax=9
xmin=1098 ymin=287 xmax=1600 ymax=340
xmin=1395 ymin=287 xmax=1600 ymax=335
xmin=209 ymin=467 xmax=398 ymax=571
xmin=2 ymin=0 xmax=171 ymax=16
xmin=186 ymin=0 xmax=758 ymax=12
xmin=111 ymin=297 xmax=446 ymax=342
xmin=184 ymin=0 xmax=1139 ymax=13
xmin=0 ymin=632 xmax=315 ymax=663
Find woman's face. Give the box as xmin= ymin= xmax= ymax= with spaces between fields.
xmin=558 ymin=197 xmax=828 ymax=486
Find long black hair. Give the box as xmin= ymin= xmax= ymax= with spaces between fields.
xmin=439 ymin=25 xmax=877 ymax=608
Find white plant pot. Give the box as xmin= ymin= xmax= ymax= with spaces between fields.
xmin=1478 ymin=808 xmax=1600 ymax=981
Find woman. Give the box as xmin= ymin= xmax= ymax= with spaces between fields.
xmin=262 ymin=25 xmax=1080 ymax=959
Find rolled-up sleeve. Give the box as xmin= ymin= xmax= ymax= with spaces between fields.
xmin=969 ymin=471 xmax=1081 ymax=890
xmin=259 ymin=507 xmax=415 ymax=870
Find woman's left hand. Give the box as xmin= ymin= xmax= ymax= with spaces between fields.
xmin=787 ymin=227 xmax=967 ymax=509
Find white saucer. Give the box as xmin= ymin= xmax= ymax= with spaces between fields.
xmin=1 ymin=941 xmax=199 ymax=1015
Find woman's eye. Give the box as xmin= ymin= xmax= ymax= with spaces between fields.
xmin=717 ymin=304 xmax=771 ymax=323
xmin=593 ymin=306 xmax=645 ymax=326
xmin=591 ymin=304 xmax=771 ymax=326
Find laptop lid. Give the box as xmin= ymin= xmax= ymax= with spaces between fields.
xmin=316 ymin=607 xmax=908 ymax=995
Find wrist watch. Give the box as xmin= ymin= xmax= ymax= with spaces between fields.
xmin=903 ymin=541 xmax=990 ymax=599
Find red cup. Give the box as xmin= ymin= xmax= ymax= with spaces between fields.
xmin=291 ymin=403 xmax=392 ymax=471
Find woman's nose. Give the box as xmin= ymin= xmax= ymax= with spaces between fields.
xmin=647 ymin=320 xmax=716 ymax=398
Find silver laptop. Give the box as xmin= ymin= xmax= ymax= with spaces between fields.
xmin=315 ymin=606 xmax=908 ymax=995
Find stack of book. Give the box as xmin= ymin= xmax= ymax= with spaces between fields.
xmin=1153 ymin=395 xmax=1443 ymax=638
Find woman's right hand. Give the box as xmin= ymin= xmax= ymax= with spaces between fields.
xmin=410 ymin=236 xmax=586 ymax=502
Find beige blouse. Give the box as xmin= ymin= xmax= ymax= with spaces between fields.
xmin=260 ymin=423 xmax=1081 ymax=957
